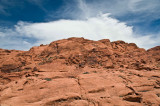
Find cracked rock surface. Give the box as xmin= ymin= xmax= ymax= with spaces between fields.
xmin=0 ymin=37 xmax=160 ymax=106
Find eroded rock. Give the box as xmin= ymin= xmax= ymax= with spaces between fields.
xmin=0 ymin=37 xmax=160 ymax=105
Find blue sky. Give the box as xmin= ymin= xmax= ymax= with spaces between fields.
xmin=0 ymin=0 xmax=160 ymax=50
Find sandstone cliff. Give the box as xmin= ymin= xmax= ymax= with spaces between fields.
xmin=0 ymin=37 xmax=160 ymax=106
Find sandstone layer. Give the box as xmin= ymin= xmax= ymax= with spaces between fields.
xmin=0 ymin=37 xmax=160 ymax=106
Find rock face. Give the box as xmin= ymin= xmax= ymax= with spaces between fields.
xmin=0 ymin=37 xmax=160 ymax=106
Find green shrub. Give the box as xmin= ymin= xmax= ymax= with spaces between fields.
xmin=83 ymin=72 xmax=89 ymax=74
xmin=44 ymin=78 xmax=52 ymax=81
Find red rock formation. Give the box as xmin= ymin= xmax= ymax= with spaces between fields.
xmin=0 ymin=37 xmax=160 ymax=106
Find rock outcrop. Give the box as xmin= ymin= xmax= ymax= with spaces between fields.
xmin=0 ymin=37 xmax=160 ymax=106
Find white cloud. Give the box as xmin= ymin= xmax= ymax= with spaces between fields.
xmin=27 ymin=0 xmax=48 ymax=13
xmin=0 ymin=0 xmax=159 ymax=50
xmin=65 ymin=0 xmax=160 ymax=22
xmin=0 ymin=0 xmax=22 ymax=16
xmin=0 ymin=13 xmax=159 ymax=50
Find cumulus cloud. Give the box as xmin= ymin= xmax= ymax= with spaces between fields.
xmin=0 ymin=13 xmax=159 ymax=50
xmin=0 ymin=0 xmax=159 ymax=50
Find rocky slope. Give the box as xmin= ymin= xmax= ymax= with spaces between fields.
xmin=0 ymin=37 xmax=160 ymax=106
